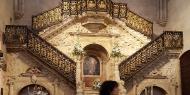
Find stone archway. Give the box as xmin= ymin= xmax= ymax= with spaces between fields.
xmin=18 ymin=84 xmax=50 ymax=95
xmin=140 ymin=86 xmax=167 ymax=95
xmin=180 ymin=50 xmax=190 ymax=95
xmin=82 ymin=44 xmax=108 ymax=89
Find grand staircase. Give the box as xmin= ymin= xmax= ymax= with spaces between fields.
xmin=4 ymin=25 xmax=76 ymax=88
xmin=4 ymin=0 xmax=183 ymax=90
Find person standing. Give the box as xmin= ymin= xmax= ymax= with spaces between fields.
xmin=99 ymin=80 xmax=119 ymax=95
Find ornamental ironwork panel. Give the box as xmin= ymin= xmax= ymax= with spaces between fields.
xmin=62 ymin=1 xmax=70 ymax=15
xmin=32 ymin=6 xmax=63 ymax=30
xmin=112 ymin=3 xmax=120 ymax=18
xmin=32 ymin=0 xmax=153 ymax=38
xmin=97 ymin=0 xmax=107 ymax=12
xmin=119 ymin=4 xmax=127 ymax=18
xmin=86 ymin=0 xmax=96 ymax=11
xmin=164 ymin=31 xmax=183 ymax=49
xmin=126 ymin=10 xmax=153 ymax=37
xmin=70 ymin=1 xmax=78 ymax=15
xmin=4 ymin=25 xmax=27 ymax=45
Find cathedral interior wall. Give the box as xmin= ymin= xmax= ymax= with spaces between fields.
xmin=3 ymin=52 xmax=75 ymax=95
xmin=125 ymin=54 xmax=181 ymax=95
xmin=0 ymin=0 xmax=14 ymax=51
xmin=165 ymin=0 xmax=190 ymax=53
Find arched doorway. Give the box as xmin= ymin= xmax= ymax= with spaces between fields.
xmin=82 ymin=44 xmax=108 ymax=88
xmin=140 ymin=86 xmax=166 ymax=95
xmin=180 ymin=50 xmax=190 ymax=95
xmin=19 ymin=84 xmax=50 ymax=95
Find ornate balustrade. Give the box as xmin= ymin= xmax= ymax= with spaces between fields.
xmin=4 ymin=25 xmax=76 ymax=87
xmin=4 ymin=25 xmax=28 ymax=50
xmin=119 ymin=31 xmax=183 ymax=82
xmin=126 ymin=10 xmax=153 ymax=37
xmin=32 ymin=6 xmax=63 ymax=31
xmin=32 ymin=0 xmax=153 ymax=38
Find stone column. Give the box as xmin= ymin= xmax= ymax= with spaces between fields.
xmin=0 ymin=68 xmax=3 ymax=95
xmin=7 ymin=77 xmax=15 ymax=95
xmin=157 ymin=0 xmax=169 ymax=26
xmin=75 ymin=55 xmax=83 ymax=95
xmin=52 ymin=79 xmax=58 ymax=95
xmin=168 ymin=51 xmax=181 ymax=95
xmin=0 ymin=56 xmax=4 ymax=95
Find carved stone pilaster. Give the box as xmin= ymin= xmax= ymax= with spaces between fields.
xmin=0 ymin=54 xmax=6 ymax=71
xmin=75 ymin=55 xmax=83 ymax=95
xmin=157 ymin=0 xmax=169 ymax=26
xmin=52 ymin=79 xmax=60 ymax=95
xmin=14 ymin=0 xmax=24 ymax=20
xmin=167 ymin=50 xmax=182 ymax=59
xmin=119 ymin=80 xmax=127 ymax=95
xmin=7 ymin=77 xmax=16 ymax=95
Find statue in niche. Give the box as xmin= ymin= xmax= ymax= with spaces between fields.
xmin=83 ymin=56 xmax=100 ymax=75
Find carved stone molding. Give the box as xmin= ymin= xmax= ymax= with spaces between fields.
xmin=69 ymin=32 xmax=120 ymax=37
xmin=144 ymin=74 xmax=167 ymax=79
xmin=144 ymin=70 xmax=167 ymax=79
xmin=167 ymin=50 xmax=181 ymax=58
xmin=19 ymin=67 xmax=46 ymax=77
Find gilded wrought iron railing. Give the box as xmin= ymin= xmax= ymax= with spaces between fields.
xmin=5 ymin=25 xmax=28 ymax=46
xmin=126 ymin=10 xmax=153 ymax=37
xmin=32 ymin=5 xmax=63 ymax=31
xmin=32 ymin=0 xmax=153 ymax=37
xmin=119 ymin=31 xmax=183 ymax=82
xmin=4 ymin=25 xmax=76 ymax=86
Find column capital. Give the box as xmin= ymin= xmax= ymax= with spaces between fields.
xmin=7 ymin=76 xmax=16 ymax=86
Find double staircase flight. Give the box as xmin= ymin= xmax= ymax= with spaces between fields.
xmin=4 ymin=0 xmax=183 ymax=88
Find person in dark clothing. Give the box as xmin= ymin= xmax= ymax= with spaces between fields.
xmin=99 ymin=80 xmax=119 ymax=95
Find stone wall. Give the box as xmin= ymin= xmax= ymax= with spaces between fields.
xmin=0 ymin=0 xmax=14 ymax=92
xmin=165 ymin=0 xmax=190 ymax=53
xmin=125 ymin=53 xmax=181 ymax=95
xmin=14 ymin=0 xmax=60 ymax=26
xmin=3 ymin=52 xmax=75 ymax=95
xmin=0 ymin=0 xmax=14 ymax=50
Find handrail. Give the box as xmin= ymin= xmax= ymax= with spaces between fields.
xmin=32 ymin=0 xmax=153 ymax=38
xmin=32 ymin=5 xmax=63 ymax=31
xmin=4 ymin=25 xmax=76 ymax=86
xmin=119 ymin=31 xmax=183 ymax=81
